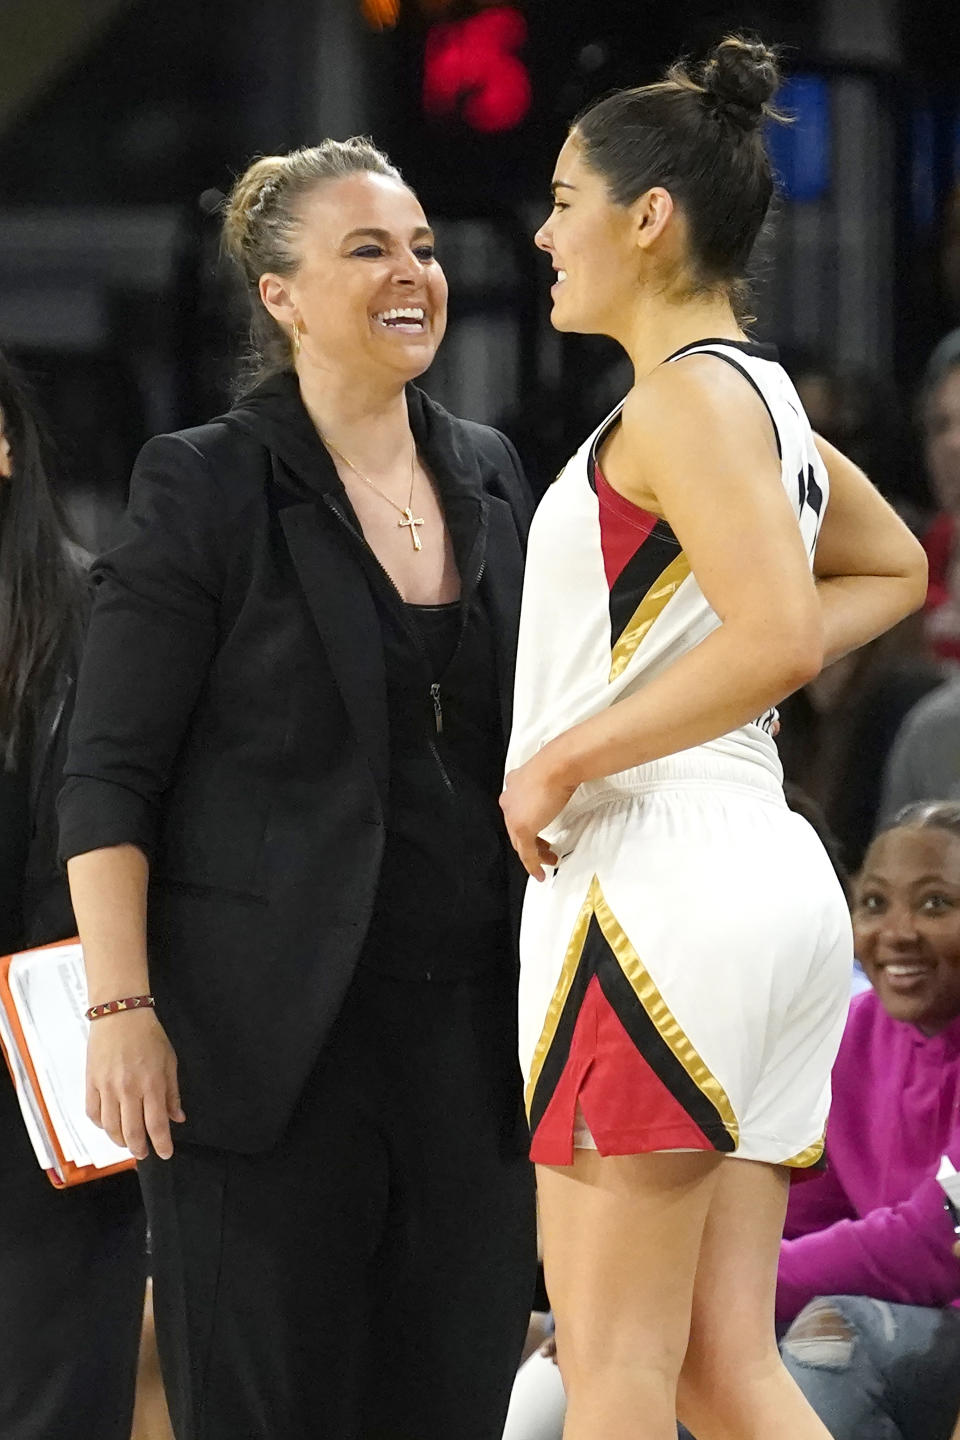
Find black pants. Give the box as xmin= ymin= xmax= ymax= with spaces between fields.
xmin=0 ymin=1079 xmax=147 ymax=1440
xmin=140 ymin=967 xmax=537 ymax=1440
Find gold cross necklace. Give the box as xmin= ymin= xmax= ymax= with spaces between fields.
xmin=322 ymin=434 xmax=425 ymax=551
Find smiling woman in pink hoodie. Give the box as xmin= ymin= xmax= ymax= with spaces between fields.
xmin=778 ymin=801 xmax=960 ymax=1440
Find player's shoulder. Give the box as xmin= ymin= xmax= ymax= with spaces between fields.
xmin=621 ymin=351 xmax=771 ymax=455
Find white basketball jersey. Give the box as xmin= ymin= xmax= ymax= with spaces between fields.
xmin=506 ymin=339 xmax=829 ymax=814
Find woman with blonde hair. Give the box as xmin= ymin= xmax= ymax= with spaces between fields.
xmin=60 ymin=138 xmax=535 ymax=1439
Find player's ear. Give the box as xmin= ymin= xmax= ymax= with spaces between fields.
xmin=632 ymin=187 xmax=674 ymax=251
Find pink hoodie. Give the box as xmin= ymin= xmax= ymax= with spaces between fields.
xmin=777 ymin=989 xmax=960 ymax=1323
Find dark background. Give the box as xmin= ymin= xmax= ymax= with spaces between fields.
xmin=1 ymin=0 xmax=959 ymax=536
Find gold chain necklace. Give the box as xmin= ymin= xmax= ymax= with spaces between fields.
xmin=322 ymin=435 xmax=424 ymax=552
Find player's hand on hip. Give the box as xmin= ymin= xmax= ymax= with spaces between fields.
xmin=500 ymin=755 xmax=572 ymax=881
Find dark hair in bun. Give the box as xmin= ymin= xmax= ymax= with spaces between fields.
xmin=573 ymin=35 xmax=784 ymax=300
xmin=700 ymin=36 xmax=781 ymax=132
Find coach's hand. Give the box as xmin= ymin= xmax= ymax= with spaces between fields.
xmin=86 ymin=1009 xmax=185 ymax=1160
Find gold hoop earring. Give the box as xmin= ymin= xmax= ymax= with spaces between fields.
xmin=292 ymin=320 xmax=302 ymax=355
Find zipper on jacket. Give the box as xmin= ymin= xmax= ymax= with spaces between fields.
xmin=318 ymin=494 xmax=459 ymax=795
xmin=428 ymin=737 xmax=454 ymax=797
xmin=429 ymin=682 xmax=443 ymax=735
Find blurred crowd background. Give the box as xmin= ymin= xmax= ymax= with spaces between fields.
xmin=5 ymin=8 xmax=960 ymax=1438
xmin=3 ymin=0 xmax=960 ymax=867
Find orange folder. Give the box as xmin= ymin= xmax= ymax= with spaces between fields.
xmin=0 ymin=939 xmax=136 ymax=1188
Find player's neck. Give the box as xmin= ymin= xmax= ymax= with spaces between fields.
xmin=620 ymin=294 xmax=745 ymax=381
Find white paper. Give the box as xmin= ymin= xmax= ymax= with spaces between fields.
xmin=0 ymin=1003 xmax=57 ymax=1171
xmin=13 ymin=947 xmax=87 ymax=1164
xmin=937 ymin=1155 xmax=960 ymax=1210
xmin=7 ymin=943 xmax=133 ymax=1172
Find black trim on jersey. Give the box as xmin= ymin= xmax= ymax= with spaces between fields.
xmin=756 ymin=707 xmax=778 ymax=736
xmin=665 ymin=336 xmax=780 ymax=364
xmin=589 ymin=409 xmax=682 ymax=651
xmin=588 ymin=404 xmax=676 ymax=548
xmin=528 ymin=912 xmax=737 ymax=1152
xmin=587 ymin=403 xmax=625 ymax=494
xmin=608 ymin=525 xmax=682 ymax=650
xmin=676 ymin=349 xmax=783 ymax=462
xmin=527 ymin=918 xmax=596 ymax=1139
xmin=805 ymin=464 xmax=824 ymax=518
xmin=594 ymin=940 xmax=737 ymax=1152
xmin=796 ymin=464 xmax=824 ymax=549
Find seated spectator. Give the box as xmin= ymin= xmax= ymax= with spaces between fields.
xmin=879 ymin=676 xmax=960 ymax=820
xmin=778 ymin=801 xmax=960 ymax=1440
xmin=918 ymin=330 xmax=960 ymax=663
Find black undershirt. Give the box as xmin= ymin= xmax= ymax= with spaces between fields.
xmin=358 ymin=592 xmax=510 ymax=981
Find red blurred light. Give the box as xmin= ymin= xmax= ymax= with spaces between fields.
xmin=423 ymin=7 xmax=531 ymax=133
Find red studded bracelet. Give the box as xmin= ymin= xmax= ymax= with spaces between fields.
xmin=85 ymin=995 xmax=156 ymax=1022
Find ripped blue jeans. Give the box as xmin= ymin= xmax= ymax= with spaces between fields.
xmin=779 ymin=1295 xmax=960 ymax=1440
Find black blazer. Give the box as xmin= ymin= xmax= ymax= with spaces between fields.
xmin=59 ymin=375 xmax=532 ymax=1152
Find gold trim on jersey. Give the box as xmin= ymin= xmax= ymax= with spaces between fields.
xmin=782 ymin=1135 xmax=826 ymax=1168
xmin=608 ymin=551 xmax=691 ymax=682
xmin=523 ymin=882 xmax=596 ymax=1119
xmin=592 ymin=882 xmax=740 ymax=1145
xmin=525 ymin=876 xmax=739 ymax=1147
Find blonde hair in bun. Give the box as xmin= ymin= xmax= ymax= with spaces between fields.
xmin=222 ymin=139 xmax=405 ymax=390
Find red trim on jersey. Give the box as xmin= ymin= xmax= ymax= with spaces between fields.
xmin=529 ymin=974 xmax=718 ymax=1165
xmin=594 ymin=460 xmax=660 ymax=590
